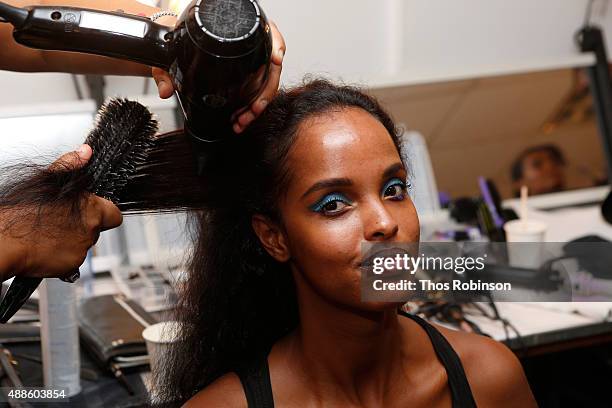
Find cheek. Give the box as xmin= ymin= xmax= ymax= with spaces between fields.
xmin=396 ymin=199 xmax=420 ymax=242
xmin=283 ymin=198 xmax=421 ymax=262
xmin=283 ymin=211 xmax=364 ymax=299
xmin=285 ymin=212 xmax=362 ymax=272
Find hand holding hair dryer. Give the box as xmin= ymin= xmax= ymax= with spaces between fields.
xmin=0 ymin=0 xmax=272 ymax=172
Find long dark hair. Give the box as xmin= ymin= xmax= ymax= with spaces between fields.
xmin=155 ymin=79 xmax=403 ymax=405
xmin=0 ymin=79 xmax=402 ymax=406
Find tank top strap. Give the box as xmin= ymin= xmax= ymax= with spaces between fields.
xmin=236 ymin=312 xmax=477 ymax=408
xmin=398 ymin=309 xmax=478 ymax=407
xmin=235 ymin=348 xmax=275 ymax=408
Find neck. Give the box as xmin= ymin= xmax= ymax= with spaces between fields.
xmin=286 ymin=270 xmax=409 ymax=404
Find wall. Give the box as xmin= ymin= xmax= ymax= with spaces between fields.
xmin=0 ymin=72 xmax=80 ymax=106
xmin=0 ymin=1 xmax=610 ymax=102
xmin=396 ymin=0 xmax=607 ymax=84
xmin=256 ymin=0 xmax=612 ymax=87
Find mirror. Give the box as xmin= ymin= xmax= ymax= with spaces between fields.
xmin=371 ymin=68 xmax=609 ymax=200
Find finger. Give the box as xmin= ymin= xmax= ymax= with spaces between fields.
xmin=236 ymin=62 xmax=280 ymax=132
xmin=49 ymin=144 xmax=92 ymax=171
xmin=249 ymin=96 xmax=268 ymax=118
xmin=96 ymin=197 xmax=123 ymax=231
xmin=248 ymin=22 xmax=284 ymax=117
xmin=229 ymin=25 xmax=284 ymax=134
xmin=269 ymin=21 xmax=286 ymax=66
xmin=233 ymin=111 xmax=255 ymax=134
xmin=81 ymin=196 xmax=121 ymax=250
xmin=232 ymin=22 xmax=284 ymax=133
xmin=251 ymin=60 xmax=282 ymax=118
xmin=152 ymin=67 xmax=174 ymax=99
xmin=82 ymin=195 xmax=103 ymax=238
xmin=233 ymin=122 xmax=244 ymax=134
xmin=238 ymin=111 xmax=256 ymax=128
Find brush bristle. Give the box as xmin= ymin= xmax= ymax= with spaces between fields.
xmin=84 ymin=99 xmax=158 ymax=203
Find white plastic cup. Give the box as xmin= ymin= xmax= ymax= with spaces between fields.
xmin=503 ymin=219 xmax=547 ymax=269
xmin=504 ymin=219 xmax=547 ymax=242
xmin=142 ymin=321 xmax=182 ymax=377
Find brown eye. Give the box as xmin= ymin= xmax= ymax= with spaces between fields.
xmin=323 ymin=201 xmax=339 ymax=211
xmin=384 ymin=184 xmax=403 ymax=197
xmin=321 ymin=200 xmax=349 ymax=214
xmin=310 ymin=193 xmax=353 ymax=215
xmin=382 ymin=178 xmax=407 ymax=200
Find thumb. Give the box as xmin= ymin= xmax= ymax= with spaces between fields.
xmin=50 ymin=144 xmax=92 ymax=171
xmin=152 ymin=67 xmax=174 ymax=99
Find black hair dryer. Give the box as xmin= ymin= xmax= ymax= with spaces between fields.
xmin=1 ymin=0 xmax=272 ymax=172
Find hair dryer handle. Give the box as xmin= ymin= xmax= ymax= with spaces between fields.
xmin=13 ymin=6 xmax=172 ymax=69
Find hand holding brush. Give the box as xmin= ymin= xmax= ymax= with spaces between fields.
xmin=0 ymin=145 xmax=122 ymax=282
xmin=0 ymin=99 xmax=158 ymax=322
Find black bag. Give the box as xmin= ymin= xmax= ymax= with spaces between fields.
xmin=78 ymin=294 xmax=158 ymax=373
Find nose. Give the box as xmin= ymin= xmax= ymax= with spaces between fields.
xmin=362 ymin=199 xmax=399 ymax=241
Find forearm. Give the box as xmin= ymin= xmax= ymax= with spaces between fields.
xmin=0 ymin=0 xmax=161 ymax=76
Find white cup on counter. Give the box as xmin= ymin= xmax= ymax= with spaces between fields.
xmin=503 ymin=219 xmax=547 ymax=269
xmin=142 ymin=321 xmax=182 ymax=378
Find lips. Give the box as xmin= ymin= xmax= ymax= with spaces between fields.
xmin=358 ymin=247 xmax=409 ymax=267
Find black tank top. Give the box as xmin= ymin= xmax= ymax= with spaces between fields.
xmin=236 ymin=311 xmax=478 ymax=408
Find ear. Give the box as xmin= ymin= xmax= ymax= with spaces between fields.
xmin=251 ymin=214 xmax=291 ymax=262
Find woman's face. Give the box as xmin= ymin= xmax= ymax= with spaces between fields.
xmin=276 ymin=107 xmax=419 ymax=311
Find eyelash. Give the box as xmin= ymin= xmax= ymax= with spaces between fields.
xmin=382 ymin=177 xmax=409 ymax=200
xmin=309 ymin=178 xmax=410 ymax=215
xmin=309 ymin=193 xmax=352 ymax=215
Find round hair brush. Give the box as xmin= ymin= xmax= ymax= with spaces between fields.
xmin=0 ymin=99 xmax=158 ymax=323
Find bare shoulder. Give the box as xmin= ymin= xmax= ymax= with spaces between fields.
xmin=434 ymin=324 xmax=537 ymax=408
xmin=183 ymin=372 xmax=247 ymax=408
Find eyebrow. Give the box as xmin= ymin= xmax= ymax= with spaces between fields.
xmin=382 ymin=162 xmax=405 ymax=180
xmin=301 ymin=162 xmax=405 ymax=199
xmin=301 ymin=178 xmax=353 ymax=199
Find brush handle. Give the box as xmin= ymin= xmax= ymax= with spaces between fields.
xmin=0 ymin=277 xmax=42 ymax=323
xmin=12 ymin=5 xmax=172 ymax=69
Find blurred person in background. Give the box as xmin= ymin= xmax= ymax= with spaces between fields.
xmin=511 ymin=144 xmax=567 ymax=197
